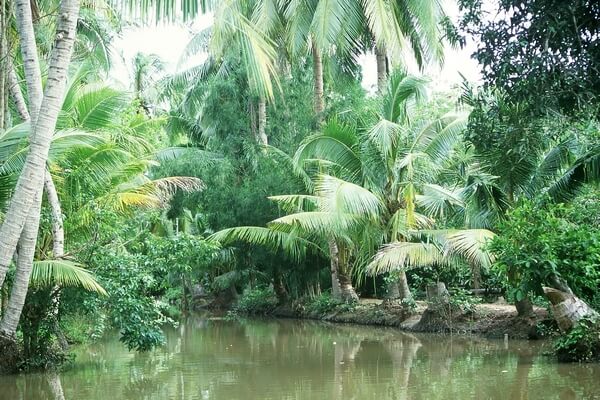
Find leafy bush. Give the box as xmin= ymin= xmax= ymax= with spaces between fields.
xmin=232 ymin=287 xmax=278 ymax=315
xmin=490 ymin=198 xmax=600 ymax=305
xmin=449 ymin=288 xmax=481 ymax=313
xmin=554 ymin=317 xmax=600 ymax=362
xmin=304 ymin=292 xmax=357 ymax=314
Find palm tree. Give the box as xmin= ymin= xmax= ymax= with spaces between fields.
xmin=164 ymin=0 xmax=282 ymax=145
xmin=0 ymin=1 xmax=80 ymax=352
xmin=459 ymin=88 xmax=600 ymax=314
xmin=211 ymin=71 xmax=495 ymax=302
xmin=277 ymin=0 xmax=447 ymax=117
xmin=131 ymin=52 xmax=165 ymax=114
xmin=292 ymin=71 xmax=494 ymax=300
xmin=0 ymin=71 xmax=203 ymax=337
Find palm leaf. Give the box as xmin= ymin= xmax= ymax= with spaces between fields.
xmin=31 ymin=260 xmax=107 ymax=295
xmin=367 ymin=241 xmax=446 ymax=275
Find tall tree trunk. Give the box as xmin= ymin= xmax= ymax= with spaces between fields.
xmin=397 ymin=271 xmax=411 ymax=300
xmin=471 ymin=263 xmax=481 ymax=290
xmin=15 ymin=0 xmax=43 ymax=124
xmin=337 ymin=243 xmax=359 ymax=303
xmin=8 ymin=53 xmax=64 ymax=260
xmin=0 ymin=0 xmax=8 ymax=132
xmin=375 ymin=45 xmax=388 ymax=93
xmin=45 ymin=171 xmax=64 ymax=257
xmin=0 ymin=0 xmax=80 ymax=288
xmin=312 ymin=42 xmax=324 ymax=124
xmin=7 ymin=65 xmax=30 ymax=122
xmin=0 ymin=190 xmax=42 ymax=336
xmin=329 ymin=241 xmax=341 ymax=300
xmin=257 ymin=96 xmax=268 ymax=146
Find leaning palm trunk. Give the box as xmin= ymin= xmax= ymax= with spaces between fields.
xmin=312 ymin=42 xmax=324 ymax=124
xmin=543 ymin=287 xmax=599 ymax=332
xmin=7 ymin=52 xmax=65 ymax=259
xmin=0 ymin=192 xmax=42 ymax=336
xmin=7 ymin=65 xmax=30 ymax=122
xmin=0 ymin=0 xmax=80 ymax=288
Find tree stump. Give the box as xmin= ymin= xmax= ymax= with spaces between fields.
xmin=543 ymin=287 xmax=599 ymax=332
xmin=426 ymin=282 xmax=450 ymax=304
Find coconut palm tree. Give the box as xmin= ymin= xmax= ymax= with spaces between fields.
xmin=211 ymin=71 xmax=495 ymax=302
xmin=0 ymin=71 xmax=202 ymax=337
xmin=0 ymin=2 xmax=80 ymax=355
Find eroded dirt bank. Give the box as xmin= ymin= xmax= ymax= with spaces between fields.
xmin=270 ymin=299 xmax=553 ymax=340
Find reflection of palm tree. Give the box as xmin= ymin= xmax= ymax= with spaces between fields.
xmin=45 ymin=371 xmax=66 ymax=400
xmin=383 ymin=333 xmax=421 ymax=399
xmin=333 ymin=338 xmax=363 ymax=400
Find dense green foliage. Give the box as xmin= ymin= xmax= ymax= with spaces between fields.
xmin=459 ymin=0 xmax=600 ymax=116
xmin=0 ymin=0 xmax=599 ymax=370
xmin=491 ymin=193 xmax=600 ymax=309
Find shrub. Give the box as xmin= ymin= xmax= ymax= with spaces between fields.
xmin=490 ymin=198 xmax=600 ymax=305
xmin=554 ymin=317 xmax=600 ymax=362
xmin=232 ymin=287 xmax=278 ymax=315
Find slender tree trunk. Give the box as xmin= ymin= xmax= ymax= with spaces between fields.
xmin=375 ymin=45 xmax=388 ymax=93
xmin=7 ymin=65 xmax=30 ymax=121
xmin=329 ymin=241 xmax=342 ymax=300
xmin=0 ymin=0 xmax=80 ymax=288
xmin=312 ymin=42 xmax=324 ymax=124
xmin=396 ymin=271 xmax=412 ymax=300
xmin=0 ymin=190 xmax=42 ymax=336
xmin=15 ymin=0 xmax=43 ymax=124
xmin=471 ymin=263 xmax=481 ymax=290
xmin=8 ymin=53 xmax=64 ymax=260
xmin=45 ymin=171 xmax=64 ymax=257
xmin=257 ymin=96 xmax=268 ymax=146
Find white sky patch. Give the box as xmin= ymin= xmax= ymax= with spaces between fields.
xmin=110 ymin=2 xmax=480 ymax=95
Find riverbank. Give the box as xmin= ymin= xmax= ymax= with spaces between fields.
xmin=275 ymin=299 xmax=553 ymax=339
xmin=203 ymin=294 xmax=555 ymax=340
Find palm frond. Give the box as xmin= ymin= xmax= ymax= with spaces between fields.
xmin=31 ymin=260 xmax=107 ymax=295
xmin=315 ymin=174 xmax=382 ymax=217
xmin=367 ymin=241 xmax=446 ymax=275
xmin=548 ymin=146 xmax=600 ymax=202
xmin=209 ymin=226 xmax=321 ymax=261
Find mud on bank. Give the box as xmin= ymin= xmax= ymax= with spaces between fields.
xmin=265 ymin=299 xmax=554 ymax=340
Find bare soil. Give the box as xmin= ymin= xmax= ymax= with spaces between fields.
xmin=273 ymin=298 xmax=553 ymax=340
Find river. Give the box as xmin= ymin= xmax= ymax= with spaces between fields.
xmin=1 ymin=317 xmax=599 ymax=399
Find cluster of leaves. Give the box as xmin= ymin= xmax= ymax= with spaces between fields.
xmin=303 ymin=292 xmax=355 ymax=315
xmin=59 ymin=211 xmax=220 ymax=351
xmin=458 ymin=0 xmax=600 ymax=117
xmin=231 ymin=287 xmax=278 ymax=316
xmin=554 ymin=317 xmax=600 ymax=362
xmin=490 ymin=193 xmax=600 ymax=306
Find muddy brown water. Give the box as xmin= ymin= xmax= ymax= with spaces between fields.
xmin=1 ymin=317 xmax=599 ymax=399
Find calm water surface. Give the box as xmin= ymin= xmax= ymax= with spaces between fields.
xmin=1 ymin=317 xmax=599 ymax=399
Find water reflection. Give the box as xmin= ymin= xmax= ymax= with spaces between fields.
xmin=1 ymin=317 xmax=599 ymax=399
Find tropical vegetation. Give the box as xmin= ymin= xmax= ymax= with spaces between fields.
xmin=0 ymin=0 xmax=598 ymax=372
